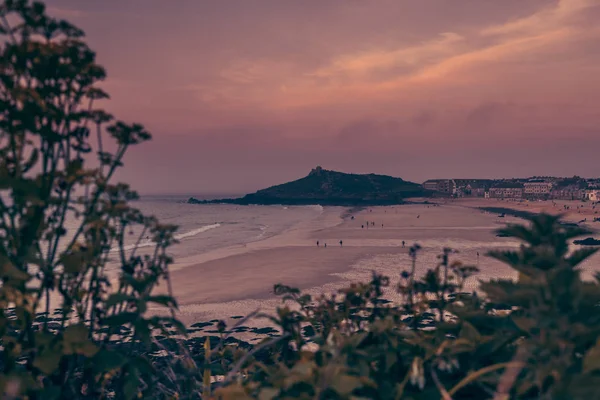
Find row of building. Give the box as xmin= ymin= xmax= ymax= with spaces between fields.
xmin=423 ymin=179 xmax=600 ymax=201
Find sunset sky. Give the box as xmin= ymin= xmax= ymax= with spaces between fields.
xmin=46 ymin=0 xmax=600 ymax=194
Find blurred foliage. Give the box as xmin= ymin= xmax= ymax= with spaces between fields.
xmin=0 ymin=1 xmax=196 ymax=398
xmin=214 ymin=216 xmax=600 ymax=400
xmin=2 ymin=2 xmax=600 ymax=399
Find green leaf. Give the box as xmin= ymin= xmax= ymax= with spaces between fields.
xmin=39 ymin=385 xmax=62 ymax=400
xmin=103 ymin=312 xmax=139 ymax=327
xmin=583 ymin=339 xmax=600 ymax=373
xmin=331 ymin=374 xmax=363 ymax=396
xmin=63 ymin=323 xmax=89 ymax=344
xmin=33 ymin=349 xmax=62 ymax=375
xmin=93 ymin=350 xmax=126 ymax=373
xmin=61 ymin=253 xmax=85 ymax=274
xmin=1 ymin=262 xmax=31 ymax=282
xmin=106 ymin=293 xmax=135 ymax=308
xmin=258 ymin=387 xmax=279 ymax=400
xmin=459 ymin=321 xmax=481 ymax=342
xmin=512 ymin=317 xmax=537 ymax=333
xmin=123 ymin=370 xmax=140 ymax=400
xmin=146 ymin=294 xmax=178 ymax=309
xmin=77 ymin=340 xmax=99 ymax=357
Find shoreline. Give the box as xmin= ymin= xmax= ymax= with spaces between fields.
xmin=162 ymin=198 xmax=600 ymax=327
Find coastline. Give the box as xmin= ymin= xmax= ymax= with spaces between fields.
xmin=158 ymin=198 xmax=600 ymax=329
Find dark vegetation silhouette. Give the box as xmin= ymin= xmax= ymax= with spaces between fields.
xmin=2 ymin=2 xmax=600 ymax=399
xmin=188 ymin=167 xmax=430 ymax=206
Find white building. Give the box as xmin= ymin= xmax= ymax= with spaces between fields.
xmin=586 ymin=190 xmax=600 ymax=201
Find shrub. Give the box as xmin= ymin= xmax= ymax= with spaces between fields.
xmin=0 ymin=1 xmax=189 ymax=398
xmin=215 ymin=215 xmax=600 ymax=399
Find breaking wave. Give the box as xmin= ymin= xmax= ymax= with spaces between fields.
xmin=111 ymin=223 xmax=221 ymax=252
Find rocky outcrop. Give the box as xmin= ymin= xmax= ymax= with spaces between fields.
xmin=188 ymin=166 xmax=430 ymax=206
xmin=573 ymin=237 xmax=600 ymax=246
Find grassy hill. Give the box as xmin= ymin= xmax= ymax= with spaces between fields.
xmin=188 ymin=166 xmax=429 ymax=206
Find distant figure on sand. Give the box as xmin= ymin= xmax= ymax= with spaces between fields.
xmin=317 ymin=240 xmax=319 ymax=247
xmin=324 ymin=243 xmax=327 ymax=248
xmin=339 ymin=240 xmax=343 ymax=247
xmin=402 ymin=241 xmax=405 ymax=248
xmin=361 ymin=225 xmax=364 ymax=229
xmin=417 ymin=215 xmax=420 ymax=219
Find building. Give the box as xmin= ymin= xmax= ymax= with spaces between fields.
xmin=489 ymin=182 xmax=524 ymax=199
xmin=586 ymin=190 xmax=600 ymax=202
xmin=452 ymin=179 xmax=494 ymax=197
xmin=472 ymin=187 xmax=487 ymax=197
xmin=523 ymin=181 xmax=553 ymax=199
xmin=422 ymin=179 xmax=456 ymax=194
xmin=550 ymin=187 xmax=586 ymax=200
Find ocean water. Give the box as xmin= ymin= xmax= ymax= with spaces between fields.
xmin=124 ymin=195 xmax=324 ymax=260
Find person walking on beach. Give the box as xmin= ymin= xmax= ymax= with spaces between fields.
xmin=324 ymin=243 xmax=327 ymax=248
xmin=317 ymin=240 xmax=320 ymax=247
xmin=339 ymin=240 xmax=343 ymax=247
xmin=402 ymin=240 xmax=405 ymax=248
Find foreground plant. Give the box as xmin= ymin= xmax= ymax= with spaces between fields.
xmin=215 ymin=214 xmax=600 ymax=399
xmin=0 ymin=1 xmax=193 ymax=398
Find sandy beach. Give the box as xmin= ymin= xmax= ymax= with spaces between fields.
xmin=162 ymin=198 xmax=599 ymax=327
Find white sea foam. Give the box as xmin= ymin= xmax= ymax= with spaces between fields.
xmin=176 ymin=223 xmax=221 ymax=240
xmin=256 ymin=224 xmax=269 ymax=239
xmin=111 ymin=223 xmax=221 ymax=252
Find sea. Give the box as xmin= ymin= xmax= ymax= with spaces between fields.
xmin=120 ymin=194 xmax=324 ymax=260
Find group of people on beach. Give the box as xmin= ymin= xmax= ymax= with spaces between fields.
xmin=315 ymin=206 xmax=485 ymax=266
xmin=316 ymin=240 xmax=342 ymax=248
xmin=361 ymin=220 xmax=385 ymax=229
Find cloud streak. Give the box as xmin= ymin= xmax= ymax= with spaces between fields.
xmin=47 ymin=0 xmax=600 ymax=192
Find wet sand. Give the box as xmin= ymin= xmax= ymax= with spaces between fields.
xmin=167 ymin=199 xmax=600 ymax=326
xmin=173 ymin=246 xmax=407 ymax=305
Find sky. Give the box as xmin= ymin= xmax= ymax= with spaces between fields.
xmin=45 ymin=0 xmax=600 ymax=195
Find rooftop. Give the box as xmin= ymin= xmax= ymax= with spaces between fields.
xmin=492 ymin=182 xmax=524 ymax=189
